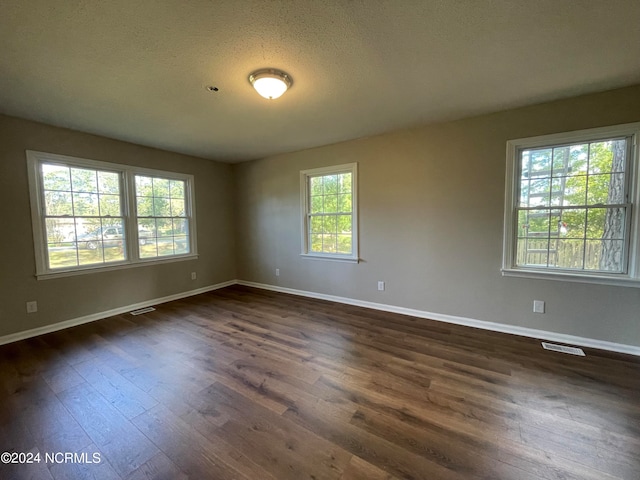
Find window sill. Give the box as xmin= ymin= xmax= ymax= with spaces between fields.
xmin=501 ymin=267 xmax=640 ymax=288
xmin=36 ymin=253 xmax=199 ymax=280
xmin=300 ymin=253 xmax=360 ymax=263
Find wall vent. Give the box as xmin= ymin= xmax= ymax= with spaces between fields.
xmin=542 ymin=342 xmax=585 ymax=356
xmin=129 ymin=306 xmax=156 ymax=316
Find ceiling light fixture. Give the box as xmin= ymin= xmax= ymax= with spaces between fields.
xmin=249 ymin=68 xmax=292 ymax=100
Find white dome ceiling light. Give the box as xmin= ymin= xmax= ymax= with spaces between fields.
xmin=249 ymin=69 xmax=292 ymax=100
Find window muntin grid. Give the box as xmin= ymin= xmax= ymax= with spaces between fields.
xmin=301 ymin=163 xmax=358 ymax=261
xmin=28 ymin=150 xmax=197 ymax=277
xmin=515 ymin=137 xmax=630 ymax=273
xmin=41 ymin=163 xmax=126 ymax=269
xmin=135 ymin=175 xmax=190 ymax=258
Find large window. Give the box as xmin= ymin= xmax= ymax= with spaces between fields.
xmin=300 ymin=163 xmax=358 ymax=261
xmin=502 ymin=123 xmax=640 ymax=286
xmin=27 ymin=151 xmax=197 ymax=278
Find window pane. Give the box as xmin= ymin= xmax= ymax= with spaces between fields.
xmin=337 ymin=215 xmax=352 ymax=233
xmin=338 ymin=194 xmax=352 ymax=212
xmin=45 ymin=191 xmax=73 ymax=216
xmin=323 ymin=175 xmax=338 ymax=195
xmin=324 ymin=195 xmax=338 ymax=213
xmin=322 ymin=234 xmax=337 ymax=253
xmin=519 ymin=183 xmax=530 ymax=207
xmin=45 ymin=218 xmax=73 ymax=244
xmin=520 ymin=150 xmax=531 ymax=178
xmin=99 ymin=194 xmax=121 ymax=216
xmin=338 ymin=173 xmax=352 ymax=193
xmin=568 ymin=144 xmax=588 ymax=175
xmin=73 ymin=193 xmax=99 ymax=216
xmin=549 ymin=211 xmax=561 ymax=236
xmin=516 ymin=237 xmax=549 ymax=266
xmin=138 ymin=219 xmax=156 ymax=235
xmin=549 ymin=178 xmax=565 ymax=206
xmin=153 ymin=197 xmax=171 ymax=217
xmin=588 ymin=142 xmax=613 ymax=174
xmin=71 ymin=168 xmax=98 ymax=193
xmin=323 ymin=215 xmax=337 ymax=233
xmin=174 ymin=235 xmax=189 ymax=254
xmin=97 ymin=171 xmax=120 ymax=194
xmin=594 ymin=240 xmax=624 ymax=272
xmin=337 ymin=234 xmax=352 ymax=254
xmin=78 ymin=242 xmax=105 ymax=265
xmin=520 ymin=210 xmax=550 ymax=238
xmin=556 ymin=240 xmax=585 ymax=269
xmin=586 ymin=208 xmax=606 ymax=239
xmin=524 ymin=148 xmax=552 ymax=177
xmin=310 ymin=196 xmax=323 ymax=213
xmin=562 ymin=209 xmax=586 ymax=238
xmin=169 ymin=180 xmax=185 ymax=198
xmin=551 ymin=146 xmax=571 ymax=177
xmin=105 ymin=245 xmax=126 ymax=263
xmin=136 ymin=196 xmax=153 ymax=217
xmin=170 ymin=198 xmax=185 ymax=217
xmin=153 ymin=178 xmax=170 ymax=197
xmin=138 ymin=224 xmax=154 ymax=248
xmin=136 ymin=176 xmax=153 ymax=196
xmin=310 ymin=216 xmax=323 ymax=233
xmin=310 ymin=177 xmax=323 ymax=196
xmin=48 ymin=245 xmax=78 ymax=268
xmin=563 ymin=175 xmax=587 ymax=206
xmin=140 ymin=239 xmax=158 ymax=258
xmin=173 ymin=218 xmax=188 ymax=235
xmin=587 ymin=207 xmax=625 ymax=240
xmin=157 ymin=237 xmax=175 ymax=256
xmin=42 ymin=164 xmax=71 ymax=191
xmin=310 ymin=234 xmax=322 ymax=252
xmin=156 ymin=218 xmax=173 ymax=236
xmin=528 ymin=178 xmax=551 ymax=207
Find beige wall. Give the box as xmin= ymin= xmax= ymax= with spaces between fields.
xmin=0 ymin=115 xmax=236 ymax=338
xmin=3 ymin=85 xmax=640 ymax=347
xmin=234 ymin=85 xmax=640 ymax=348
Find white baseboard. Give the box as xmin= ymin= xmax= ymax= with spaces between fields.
xmin=0 ymin=280 xmax=237 ymax=347
xmin=4 ymin=278 xmax=638 ymax=357
xmin=237 ymin=280 xmax=640 ymax=357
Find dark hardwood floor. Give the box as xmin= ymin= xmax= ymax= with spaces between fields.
xmin=1 ymin=285 xmax=639 ymax=479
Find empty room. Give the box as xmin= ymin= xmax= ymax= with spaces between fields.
xmin=1 ymin=1 xmax=639 ymax=479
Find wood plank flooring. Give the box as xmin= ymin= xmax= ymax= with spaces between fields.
xmin=1 ymin=284 xmax=639 ymax=479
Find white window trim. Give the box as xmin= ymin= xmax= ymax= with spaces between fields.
xmin=300 ymin=163 xmax=359 ymax=262
xmin=26 ymin=150 xmax=198 ymax=279
xmin=502 ymin=123 xmax=640 ymax=287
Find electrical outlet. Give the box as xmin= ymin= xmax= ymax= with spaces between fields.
xmin=533 ymin=300 xmax=545 ymax=314
xmin=275 ymin=268 xmax=280 ymax=276
xmin=191 ymin=272 xmax=197 ymax=280
xmin=26 ymin=301 xmax=38 ymax=313
xmin=377 ymin=281 xmax=385 ymax=291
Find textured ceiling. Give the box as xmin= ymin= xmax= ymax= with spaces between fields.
xmin=1 ymin=1 xmax=640 ymax=162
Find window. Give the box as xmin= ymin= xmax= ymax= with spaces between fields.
xmin=300 ymin=163 xmax=358 ymax=261
xmin=135 ymin=175 xmax=190 ymax=259
xmin=502 ymin=123 xmax=640 ymax=286
xmin=27 ymin=151 xmax=197 ymax=278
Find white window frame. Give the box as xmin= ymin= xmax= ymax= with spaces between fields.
xmin=502 ymin=123 xmax=640 ymax=287
xmin=300 ymin=163 xmax=359 ymax=262
xmin=27 ymin=150 xmax=198 ymax=279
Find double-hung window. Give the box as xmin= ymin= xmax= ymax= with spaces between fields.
xmin=27 ymin=151 xmax=197 ymax=278
xmin=300 ymin=163 xmax=358 ymax=261
xmin=502 ymin=123 xmax=640 ymax=286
